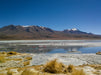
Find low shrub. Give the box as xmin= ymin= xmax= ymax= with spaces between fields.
xmin=23 ymin=61 xmax=30 ymax=66
xmin=71 ymin=69 xmax=86 ymax=75
xmin=42 ymin=59 xmax=68 ymax=73
xmin=67 ymin=64 xmax=75 ymax=73
xmin=7 ymin=51 xmax=17 ymax=55
xmin=0 ymin=56 xmax=6 ymax=63
xmin=21 ymin=68 xmax=39 ymax=75
xmin=96 ymin=51 xmax=101 ymax=55
xmin=25 ymin=57 xmax=32 ymax=60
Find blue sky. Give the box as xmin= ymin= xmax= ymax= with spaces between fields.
xmin=0 ymin=0 xmax=101 ymax=34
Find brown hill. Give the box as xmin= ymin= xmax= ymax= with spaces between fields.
xmin=0 ymin=25 xmax=101 ymax=40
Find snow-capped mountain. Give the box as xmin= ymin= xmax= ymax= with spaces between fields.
xmin=63 ymin=28 xmax=91 ymax=34
xmin=0 ymin=25 xmax=100 ymax=40
xmin=68 ymin=28 xmax=79 ymax=31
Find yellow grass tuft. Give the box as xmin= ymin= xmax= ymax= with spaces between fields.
xmin=21 ymin=68 xmax=39 ymax=75
xmin=71 ymin=69 xmax=86 ymax=75
xmin=25 ymin=57 xmax=32 ymax=60
xmin=0 ymin=73 xmax=7 ymax=75
xmin=0 ymin=56 xmax=6 ymax=63
xmin=2 ymin=51 xmax=6 ymax=54
xmin=67 ymin=64 xmax=75 ymax=73
xmin=0 ymin=52 xmax=7 ymax=56
xmin=11 ymin=58 xmax=22 ymax=61
xmin=96 ymin=51 xmax=101 ymax=55
xmin=42 ymin=59 xmax=68 ymax=73
xmin=23 ymin=61 xmax=30 ymax=66
xmin=7 ymin=51 xmax=17 ymax=56
xmin=7 ymin=69 xmax=22 ymax=75
xmin=42 ymin=59 xmax=86 ymax=75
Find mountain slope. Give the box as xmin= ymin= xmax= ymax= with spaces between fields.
xmin=0 ymin=25 xmax=101 ymax=40
xmin=63 ymin=28 xmax=92 ymax=35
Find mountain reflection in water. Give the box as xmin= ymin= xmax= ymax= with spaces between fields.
xmin=0 ymin=43 xmax=101 ymax=54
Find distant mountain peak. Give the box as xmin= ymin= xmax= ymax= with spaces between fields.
xmin=68 ymin=28 xmax=79 ymax=31
xmin=64 ymin=28 xmax=79 ymax=32
xmin=71 ymin=28 xmax=78 ymax=31
xmin=40 ymin=26 xmax=46 ymax=29
xmin=22 ymin=25 xmax=34 ymax=27
xmin=63 ymin=28 xmax=90 ymax=34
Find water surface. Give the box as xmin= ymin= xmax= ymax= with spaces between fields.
xmin=0 ymin=40 xmax=101 ymax=54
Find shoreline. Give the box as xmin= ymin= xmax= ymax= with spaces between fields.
xmin=19 ymin=42 xmax=101 ymax=47
xmin=0 ymin=52 xmax=101 ymax=75
xmin=31 ymin=53 xmax=101 ymax=66
xmin=0 ymin=40 xmax=101 ymax=47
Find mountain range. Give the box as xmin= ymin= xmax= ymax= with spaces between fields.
xmin=0 ymin=25 xmax=101 ymax=40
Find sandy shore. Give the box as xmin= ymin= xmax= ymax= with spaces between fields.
xmin=31 ymin=54 xmax=101 ymax=66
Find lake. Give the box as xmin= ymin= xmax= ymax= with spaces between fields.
xmin=0 ymin=40 xmax=101 ymax=54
